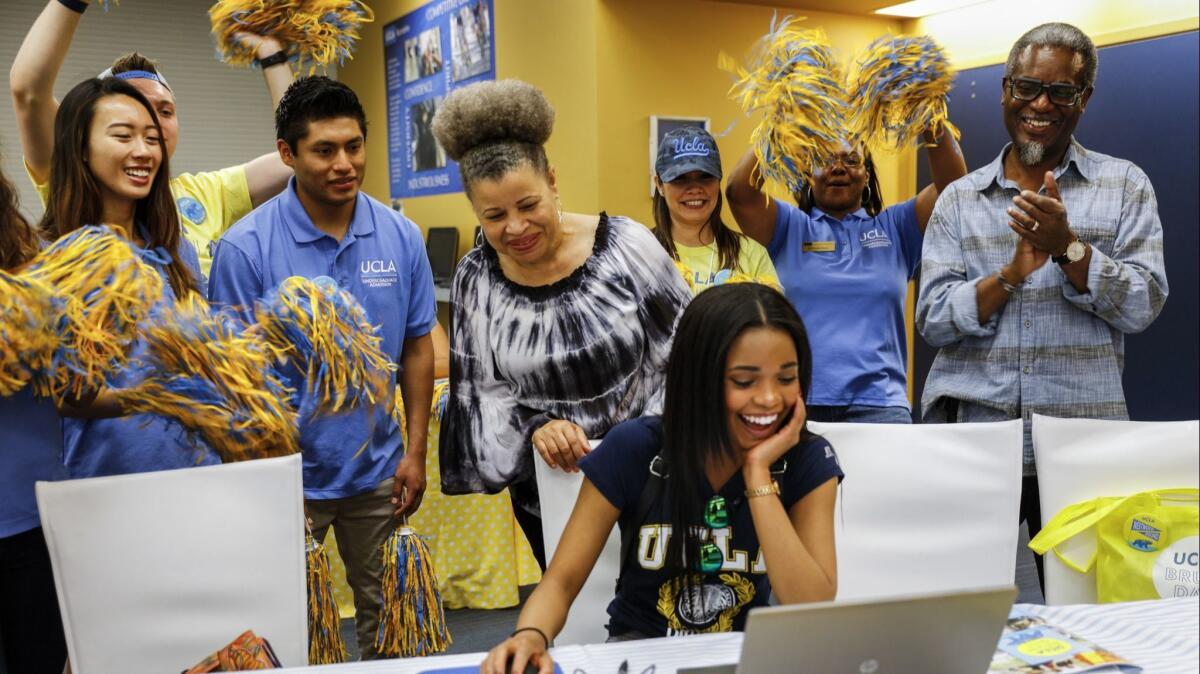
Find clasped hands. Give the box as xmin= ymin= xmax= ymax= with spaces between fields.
xmin=1004 ymin=171 xmax=1075 ymax=280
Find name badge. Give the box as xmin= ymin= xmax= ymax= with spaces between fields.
xmin=802 ymin=241 xmax=837 ymax=253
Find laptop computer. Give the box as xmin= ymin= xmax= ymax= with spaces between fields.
xmin=680 ymin=586 xmax=1017 ymax=674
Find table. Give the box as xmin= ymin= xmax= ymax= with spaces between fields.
xmin=275 ymin=598 xmax=1199 ymax=673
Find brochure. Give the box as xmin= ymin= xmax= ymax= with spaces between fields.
xmin=989 ymin=608 xmax=1140 ymax=673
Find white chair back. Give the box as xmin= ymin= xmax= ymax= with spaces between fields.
xmin=36 ymin=454 xmax=308 ymax=673
xmin=809 ymin=420 xmax=1024 ymax=602
xmin=534 ymin=440 xmax=620 ymax=645
xmin=1032 ymin=414 xmax=1200 ymax=605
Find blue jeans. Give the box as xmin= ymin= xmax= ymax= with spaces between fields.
xmin=807 ymin=404 xmax=913 ymax=424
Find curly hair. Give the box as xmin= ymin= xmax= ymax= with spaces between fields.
xmin=431 ymin=79 xmax=555 ymax=193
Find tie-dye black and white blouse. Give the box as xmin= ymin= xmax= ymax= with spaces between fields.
xmin=440 ymin=213 xmax=692 ymax=512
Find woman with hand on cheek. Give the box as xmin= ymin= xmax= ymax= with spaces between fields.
xmin=481 ymin=283 xmax=842 ymax=674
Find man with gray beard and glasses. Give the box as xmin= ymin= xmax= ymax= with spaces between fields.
xmin=914 ymin=22 xmax=1168 ymax=585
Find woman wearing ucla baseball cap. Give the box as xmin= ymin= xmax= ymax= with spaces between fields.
xmin=652 ymin=126 xmax=780 ymax=294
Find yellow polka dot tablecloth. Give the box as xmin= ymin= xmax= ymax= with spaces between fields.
xmin=324 ymin=383 xmax=541 ymax=617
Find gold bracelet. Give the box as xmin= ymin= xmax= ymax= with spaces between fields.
xmin=745 ymin=480 xmax=780 ymax=499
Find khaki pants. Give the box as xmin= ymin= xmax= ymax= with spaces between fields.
xmin=307 ymin=477 xmax=395 ymax=660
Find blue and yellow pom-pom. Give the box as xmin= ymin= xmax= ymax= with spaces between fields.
xmin=721 ymin=15 xmax=847 ymax=193
xmin=22 ymin=226 xmax=164 ymax=403
xmin=846 ymin=34 xmax=960 ymax=152
xmin=0 ymin=271 xmax=61 ymax=397
xmin=209 ymin=0 xmax=374 ymax=72
xmin=377 ymin=524 xmax=451 ymax=658
xmin=119 ymin=293 xmax=299 ymax=462
xmin=256 ymin=276 xmax=397 ymax=418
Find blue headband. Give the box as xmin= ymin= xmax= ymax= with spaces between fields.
xmin=97 ymin=68 xmax=172 ymax=92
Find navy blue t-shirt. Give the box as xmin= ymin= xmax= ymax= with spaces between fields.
xmin=579 ymin=416 xmax=843 ymax=638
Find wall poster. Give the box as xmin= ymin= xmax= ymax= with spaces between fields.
xmin=384 ymin=0 xmax=495 ymax=199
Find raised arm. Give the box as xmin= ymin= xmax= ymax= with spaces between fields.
xmin=233 ymin=33 xmax=295 ymax=207
xmin=725 ymin=147 xmax=780 ymax=248
xmin=10 ymin=0 xmax=84 ymax=183
xmin=913 ymin=127 xmax=968 ymax=232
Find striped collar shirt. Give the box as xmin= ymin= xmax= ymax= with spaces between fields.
xmin=916 ymin=139 xmax=1168 ymax=463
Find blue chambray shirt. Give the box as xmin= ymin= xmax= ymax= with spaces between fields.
xmin=916 ymin=139 xmax=1168 ymax=466
xmin=208 ymin=179 xmax=437 ymax=499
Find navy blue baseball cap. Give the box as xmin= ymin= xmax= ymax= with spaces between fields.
xmin=656 ymin=126 xmax=722 ymax=182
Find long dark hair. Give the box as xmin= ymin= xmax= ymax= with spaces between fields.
xmin=39 ymin=78 xmax=196 ymax=297
xmin=652 ymin=187 xmax=742 ymax=272
xmin=0 ymin=160 xmax=41 ymax=271
xmin=794 ymin=152 xmax=883 ymax=217
xmin=660 ymin=283 xmax=813 ymax=583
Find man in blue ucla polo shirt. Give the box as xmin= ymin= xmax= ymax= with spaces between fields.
xmin=208 ymin=76 xmax=436 ymax=659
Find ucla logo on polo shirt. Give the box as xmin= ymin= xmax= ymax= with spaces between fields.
xmin=672 ymin=136 xmax=711 ymax=158
xmin=176 ymin=196 xmax=207 ymax=225
xmin=860 ymin=227 xmax=891 ymax=249
xmin=360 ymin=258 xmax=399 ymax=288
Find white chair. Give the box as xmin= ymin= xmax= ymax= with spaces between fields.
xmin=534 ymin=440 xmax=620 ymax=646
xmin=808 ymin=419 xmax=1024 ymax=602
xmin=36 ymin=454 xmax=308 ymax=673
xmin=1032 ymin=414 xmax=1200 ymax=605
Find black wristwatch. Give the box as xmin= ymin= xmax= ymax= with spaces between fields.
xmin=1052 ymin=238 xmax=1087 ymax=265
xmin=255 ymin=51 xmax=290 ymax=69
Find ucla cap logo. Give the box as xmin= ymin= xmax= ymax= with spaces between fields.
xmin=672 ymin=136 xmax=712 ymax=159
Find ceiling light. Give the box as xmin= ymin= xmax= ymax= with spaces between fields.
xmin=875 ymin=0 xmax=989 ymax=18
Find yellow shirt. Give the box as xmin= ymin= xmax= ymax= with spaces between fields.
xmin=29 ymin=163 xmax=252 ymax=278
xmin=675 ymin=235 xmax=781 ymax=294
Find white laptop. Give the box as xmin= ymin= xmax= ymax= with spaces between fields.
xmin=680 ymin=586 xmax=1017 ymax=674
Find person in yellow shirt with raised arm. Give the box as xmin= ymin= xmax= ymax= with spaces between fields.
xmin=10 ymin=0 xmax=295 ymax=278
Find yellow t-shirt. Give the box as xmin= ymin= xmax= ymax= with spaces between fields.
xmin=29 ymin=164 xmax=252 ymax=278
xmin=675 ymin=235 xmax=781 ymax=294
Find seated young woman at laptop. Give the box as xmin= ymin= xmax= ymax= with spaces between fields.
xmin=481 ymin=283 xmax=843 ymax=674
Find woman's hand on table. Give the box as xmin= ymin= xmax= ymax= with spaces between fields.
xmin=481 ymin=630 xmax=555 ymax=674
xmin=532 ymin=419 xmax=590 ymax=473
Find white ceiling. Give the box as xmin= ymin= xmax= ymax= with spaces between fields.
xmin=714 ymin=0 xmax=908 ymax=17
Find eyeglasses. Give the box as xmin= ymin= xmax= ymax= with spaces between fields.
xmin=826 ymin=154 xmax=863 ymax=170
xmin=1005 ymin=76 xmax=1086 ymax=107
xmin=697 ymin=494 xmax=729 ymax=574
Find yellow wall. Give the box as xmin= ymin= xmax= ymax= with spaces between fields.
xmin=595 ymin=0 xmax=908 ymax=227
xmin=341 ymin=0 xmax=599 ymax=260
xmin=342 ymin=1 xmax=912 ymax=252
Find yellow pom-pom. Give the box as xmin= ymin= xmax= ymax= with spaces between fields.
xmin=0 ymin=271 xmax=61 ymax=397
xmin=723 ymin=15 xmax=848 ymax=193
xmin=846 ymin=34 xmax=960 ymax=152
xmin=118 ymin=293 xmax=299 ymax=462
xmin=23 ymin=226 xmax=164 ymax=403
xmin=209 ymin=0 xmax=374 ymax=73
xmin=376 ymin=526 xmax=451 ymax=657
xmin=255 ymin=276 xmax=397 ymax=417
xmin=306 ymin=533 xmax=349 ymax=664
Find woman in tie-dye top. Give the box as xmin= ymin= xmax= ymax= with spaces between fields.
xmin=432 ymin=80 xmax=691 ymax=569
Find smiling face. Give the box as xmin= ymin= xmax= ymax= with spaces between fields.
xmin=724 ymin=326 xmax=802 ymax=454
xmin=279 ymin=116 xmax=366 ymax=209
xmin=1003 ymin=45 xmax=1091 ymax=167
xmin=810 ymin=147 xmax=868 ymax=219
xmin=126 ymin=77 xmax=179 ymax=160
xmin=470 ymin=163 xmax=560 ymax=265
xmin=658 ymin=170 xmax=720 ymax=233
xmin=86 ymin=94 xmax=163 ymax=206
